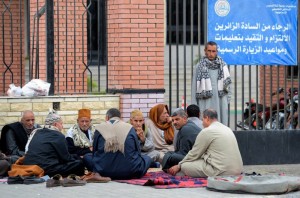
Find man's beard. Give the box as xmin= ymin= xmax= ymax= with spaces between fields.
xmin=81 ymin=128 xmax=89 ymax=133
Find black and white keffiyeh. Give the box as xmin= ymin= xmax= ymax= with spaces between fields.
xmin=66 ymin=124 xmax=95 ymax=148
xmin=196 ymin=56 xmax=231 ymax=99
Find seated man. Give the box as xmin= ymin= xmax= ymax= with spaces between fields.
xmin=0 ymin=110 xmax=41 ymax=161
xmin=169 ymin=109 xmax=243 ymax=177
xmin=130 ymin=109 xmax=160 ymax=162
xmin=66 ymin=108 xmax=95 ymax=157
xmin=23 ymin=110 xmax=85 ymax=177
xmin=161 ymin=108 xmax=201 ymax=170
xmin=145 ymin=104 xmax=174 ymax=162
xmin=187 ymin=104 xmax=203 ymax=129
xmin=84 ymin=108 xmax=152 ymax=180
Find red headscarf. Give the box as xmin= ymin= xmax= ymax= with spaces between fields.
xmin=149 ymin=104 xmax=174 ymax=145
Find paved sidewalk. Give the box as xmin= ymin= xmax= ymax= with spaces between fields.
xmin=1 ymin=164 xmax=300 ymax=198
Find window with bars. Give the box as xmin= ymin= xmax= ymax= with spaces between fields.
xmin=166 ymin=0 xmax=205 ymax=45
xmin=87 ymin=0 xmax=107 ymax=66
xmin=287 ymin=66 xmax=299 ymax=79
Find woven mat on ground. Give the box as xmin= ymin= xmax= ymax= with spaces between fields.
xmin=0 ymin=178 xmax=8 ymax=184
xmin=115 ymin=171 xmax=207 ymax=189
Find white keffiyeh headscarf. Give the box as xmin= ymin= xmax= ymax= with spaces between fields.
xmin=66 ymin=124 xmax=95 ymax=148
xmin=196 ymin=56 xmax=231 ymax=99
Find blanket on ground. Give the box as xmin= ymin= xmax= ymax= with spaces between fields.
xmin=115 ymin=171 xmax=207 ymax=189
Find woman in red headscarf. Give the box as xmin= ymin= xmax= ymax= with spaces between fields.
xmin=145 ymin=104 xmax=175 ymax=162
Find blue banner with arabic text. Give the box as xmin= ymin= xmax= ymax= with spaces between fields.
xmin=208 ymin=0 xmax=297 ymax=65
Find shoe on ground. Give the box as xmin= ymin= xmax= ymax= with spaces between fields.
xmin=7 ymin=176 xmax=24 ymax=184
xmin=82 ymin=172 xmax=111 ymax=183
xmin=23 ymin=176 xmax=45 ymax=185
xmin=61 ymin=174 xmax=86 ymax=187
xmin=46 ymin=174 xmax=63 ymax=188
xmin=80 ymin=172 xmax=92 ymax=180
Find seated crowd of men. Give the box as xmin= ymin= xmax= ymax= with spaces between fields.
xmin=0 ymin=104 xmax=243 ymax=181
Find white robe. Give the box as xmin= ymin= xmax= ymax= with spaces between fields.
xmin=178 ymin=121 xmax=243 ymax=177
xmin=192 ymin=65 xmax=230 ymax=125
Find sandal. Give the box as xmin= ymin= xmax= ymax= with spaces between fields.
xmin=46 ymin=174 xmax=63 ymax=188
xmin=80 ymin=172 xmax=93 ymax=180
xmin=82 ymin=172 xmax=111 ymax=183
xmin=61 ymin=174 xmax=86 ymax=187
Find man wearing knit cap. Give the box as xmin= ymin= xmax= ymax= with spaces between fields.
xmin=66 ymin=108 xmax=95 ymax=157
xmin=23 ymin=110 xmax=85 ymax=177
xmin=130 ymin=109 xmax=160 ymax=162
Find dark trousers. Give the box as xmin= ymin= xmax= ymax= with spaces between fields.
xmin=82 ymin=153 xmax=93 ymax=172
xmin=46 ymin=160 xmax=85 ymax=177
xmin=161 ymin=152 xmax=185 ymax=171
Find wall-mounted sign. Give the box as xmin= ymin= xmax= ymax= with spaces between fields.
xmin=208 ymin=0 xmax=298 ymax=65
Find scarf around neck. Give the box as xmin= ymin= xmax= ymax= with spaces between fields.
xmin=196 ymin=56 xmax=231 ymax=99
xmin=95 ymin=117 xmax=132 ymax=154
xmin=67 ymin=124 xmax=95 ymax=148
xmin=149 ymin=104 xmax=174 ymax=145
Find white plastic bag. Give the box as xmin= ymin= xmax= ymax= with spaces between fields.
xmin=7 ymin=84 xmax=23 ymax=97
xmin=22 ymin=79 xmax=51 ymax=97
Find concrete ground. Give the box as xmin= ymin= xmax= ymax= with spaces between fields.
xmin=1 ymin=164 xmax=300 ymax=198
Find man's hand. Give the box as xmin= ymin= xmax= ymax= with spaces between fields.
xmin=0 ymin=153 xmax=7 ymax=160
xmin=89 ymin=146 xmax=93 ymax=151
xmin=168 ymin=165 xmax=180 ymax=176
xmin=167 ymin=116 xmax=173 ymax=124
xmin=136 ymin=128 xmax=146 ymax=143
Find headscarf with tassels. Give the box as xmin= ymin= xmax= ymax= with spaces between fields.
xmin=149 ymin=104 xmax=174 ymax=145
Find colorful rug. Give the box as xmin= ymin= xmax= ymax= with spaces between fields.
xmin=115 ymin=171 xmax=207 ymax=189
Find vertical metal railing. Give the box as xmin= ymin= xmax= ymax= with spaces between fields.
xmin=45 ymin=0 xmax=54 ymax=95
xmin=175 ymin=0 xmax=179 ymax=108
xmin=284 ymin=67 xmax=287 ymax=129
xmin=183 ymin=0 xmax=187 ymax=110
xmin=56 ymin=0 xmax=60 ymax=93
xmin=262 ymin=66 xmax=266 ymax=129
xmin=1 ymin=0 xmax=14 ymax=93
xmin=165 ymin=0 xmax=300 ymax=131
xmin=255 ymin=65 xmax=259 ymax=129
xmin=19 ymin=0 xmax=23 ymax=88
xmin=168 ymin=0 xmax=172 ymax=112
xmin=234 ymin=65 xmax=237 ymax=130
xmin=241 ymin=65 xmax=245 ymax=129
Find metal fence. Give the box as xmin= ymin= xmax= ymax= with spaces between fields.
xmin=165 ymin=0 xmax=300 ymax=131
xmin=1 ymin=0 xmax=299 ymax=130
xmin=0 ymin=0 xmax=107 ymax=96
